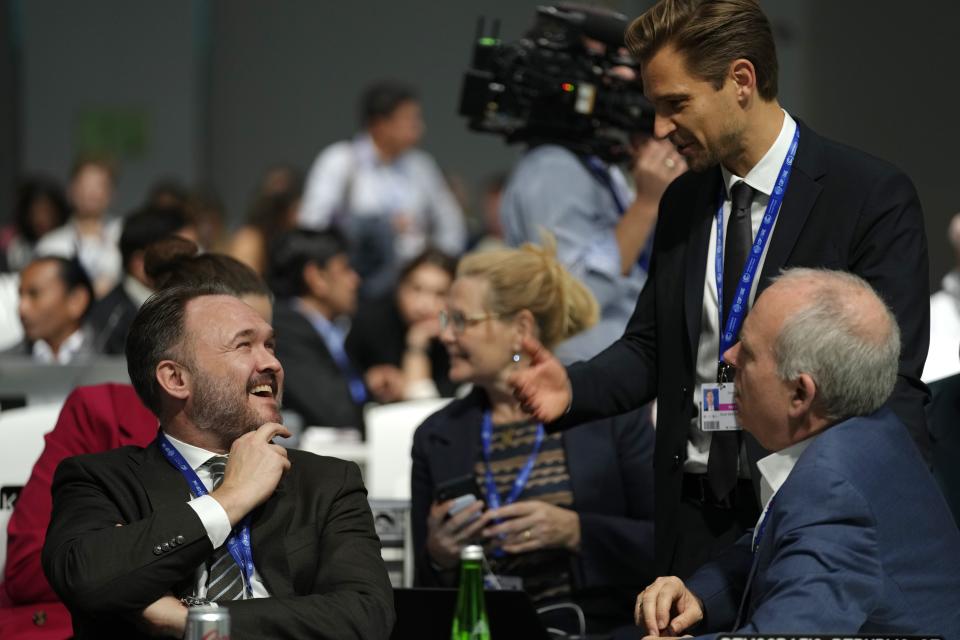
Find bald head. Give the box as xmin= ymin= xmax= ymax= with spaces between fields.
xmin=766 ymin=268 xmax=900 ymax=421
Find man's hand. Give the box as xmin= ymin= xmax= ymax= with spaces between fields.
xmin=631 ymin=137 xmax=687 ymax=207
xmin=635 ymin=576 xmax=704 ymax=637
xmin=482 ymin=500 xmax=581 ymax=553
xmin=425 ymin=498 xmax=488 ymax=570
xmin=140 ymin=594 xmax=188 ymax=637
xmin=507 ymin=336 xmax=571 ymax=423
xmin=211 ymin=422 xmax=292 ymax=526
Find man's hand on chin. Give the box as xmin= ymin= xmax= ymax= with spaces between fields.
xmin=139 ymin=594 xmax=188 ymax=637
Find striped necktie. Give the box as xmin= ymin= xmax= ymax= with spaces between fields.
xmin=202 ymin=456 xmax=246 ymax=601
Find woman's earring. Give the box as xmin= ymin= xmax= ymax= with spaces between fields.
xmin=512 ymin=352 xmax=521 ymax=363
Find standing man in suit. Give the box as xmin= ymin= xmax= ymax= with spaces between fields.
xmin=42 ymin=284 xmax=394 ymax=639
xmin=636 ymin=269 xmax=960 ymax=638
xmin=268 ymin=229 xmax=366 ymax=433
xmin=512 ymin=0 xmax=929 ymax=580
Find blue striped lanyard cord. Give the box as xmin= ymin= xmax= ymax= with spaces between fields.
xmin=480 ymin=411 xmax=545 ymax=558
xmin=157 ymin=433 xmax=255 ymax=596
xmin=715 ymin=126 xmax=801 ymax=363
xmin=752 ymin=496 xmax=775 ymax=554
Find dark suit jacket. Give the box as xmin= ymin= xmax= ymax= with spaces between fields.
xmin=273 ymin=301 xmax=365 ymax=431
xmin=41 ymin=441 xmax=394 ymax=640
xmin=87 ymin=282 xmax=139 ymax=355
xmin=411 ymin=389 xmax=655 ymax=628
xmin=687 ymin=410 xmax=960 ymax=639
xmin=558 ymin=120 xmax=930 ymax=575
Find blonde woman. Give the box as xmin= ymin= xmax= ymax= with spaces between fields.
xmin=411 ymin=239 xmax=655 ymax=635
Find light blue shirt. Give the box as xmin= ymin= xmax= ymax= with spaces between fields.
xmin=501 ymin=144 xmax=646 ymax=362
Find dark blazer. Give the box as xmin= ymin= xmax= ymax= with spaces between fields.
xmin=558 ymin=120 xmax=930 ymax=575
xmin=87 ymin=282 xmax=139 ymax=355
xmin=687 ymin=410 xmax=960 ymax=639
xmin=41 ymin=440 xmax=395 ymax=640
xmin=273 ymin=301 xmax=365 ymax=431
xmin=411 ymin=388 xmax=655 ymax=628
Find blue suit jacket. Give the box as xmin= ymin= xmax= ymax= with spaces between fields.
xmin=687 ymin=409 xmax=960 ymax=639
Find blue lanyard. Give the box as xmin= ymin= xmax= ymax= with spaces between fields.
xmin=585 ymin=156 xmax=653 ymax=271
xmin=715 ymin=126 xmax=800 ymax=361
xmin=480 ymin=411 xmax=545 ymax=558
xmin=480 ymin=411 xmax=545 ymax=509
xmin=157 ymin=433 xmax=255 ymax=596
xmin=752 ymin=496 xmax=775 ymax=554
xmin=297 ymin=301 xmax=368 ymax=405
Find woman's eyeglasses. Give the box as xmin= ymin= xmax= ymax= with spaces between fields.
xmin=439 ymin=310 xmax=500 ymax=334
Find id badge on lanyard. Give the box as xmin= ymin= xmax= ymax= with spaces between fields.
xmin=700 ymin=126 xmax=800 ymax=433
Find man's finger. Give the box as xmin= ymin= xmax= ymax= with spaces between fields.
xmin=641 ymin=587 xmax=661 ymax=636
xmin=257 ymin=422 xmax=292 ymax=441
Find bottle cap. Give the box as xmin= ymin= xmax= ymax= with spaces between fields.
xmin=460 ymin=545 xmax=484 ymax=561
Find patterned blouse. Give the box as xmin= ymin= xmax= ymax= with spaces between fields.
xmin=473 ymin=419 xmax=575 ymax=605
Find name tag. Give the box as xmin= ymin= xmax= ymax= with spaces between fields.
xmin=698 ymin=383 xmax=740 ymax=432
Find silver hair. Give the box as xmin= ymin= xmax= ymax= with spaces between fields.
xmin=771 ymin=268 xmax=900 ymax=421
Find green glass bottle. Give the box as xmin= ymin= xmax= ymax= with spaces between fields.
xmin=451 ymin=545 xmax=491 ymax=640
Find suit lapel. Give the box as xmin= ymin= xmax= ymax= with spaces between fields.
xmin=684 ymin=170 xmax=722 ymax=357
xmin=249 ymin=477 xmax=294 ymax=597
xmin=756 ymin=120 xmax=826 ymax=292
xmin=136 ymin=438 xmax=193 ymax=510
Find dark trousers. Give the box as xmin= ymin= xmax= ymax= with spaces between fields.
xmin=670 ymin=475 xmax=760 ymax=580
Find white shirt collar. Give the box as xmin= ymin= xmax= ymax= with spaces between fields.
xmin=163 ymin=431 xmax=224 ymax=471
xmin=756 ymin=432 xmax=819 ymax=508
xmin=122 ymin=275 xmax=154 ymax=308
xmin=32 ymin=328 xmax=86 ymax=364
xmin=722 ymin=109 xmax=797 ymax=199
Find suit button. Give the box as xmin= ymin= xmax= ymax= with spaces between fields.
xmin=672 ymin=454 xmax=682 ymax=469
xmin=161 ymin=542 xmax=170 ymax=552
xmin=169 ymin=538 xmax=178 ymax=547
xmin=176 ymin=535 xmax=185 ymax=545
xmin=153 ymin=545 xmax=163 ymax=555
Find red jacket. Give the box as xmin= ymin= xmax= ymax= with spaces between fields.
xmin=1 ymin=384 xmax=157 ymax=639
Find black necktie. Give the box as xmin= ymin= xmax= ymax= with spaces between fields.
xmin=202 ymin=456 xmax=246 ymax=601
xmin=707 ymin=181 xmax=755 ymax=501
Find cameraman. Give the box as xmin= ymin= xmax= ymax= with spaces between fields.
xmin=500 ymin=16 xmax=686 ymax=361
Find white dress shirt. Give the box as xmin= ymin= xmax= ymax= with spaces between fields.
xmin=686 ymin=111 xmax=798 ymax=473
xmin=752 ymin=433 xmax=819 ymax=547
xmin=299 ymin=134 xmax=466 ymax=261
xmin=164 ymin=432 xmax=269 ymax=598
xmin=32 ymin=328 xmax=87 ymax=364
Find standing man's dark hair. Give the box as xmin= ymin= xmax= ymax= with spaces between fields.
xmin=626 ymin=0 xmax=778 ymax=100
xmin=268 ymin=228 xmax=349 ymax=299
xmin=358 ymin=81 xmax=418 ymax=127
xmin=119 ymin=205 xmax=193 ymax=272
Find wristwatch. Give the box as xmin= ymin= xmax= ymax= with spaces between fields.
xmin=180 ymin=596 xmax=217 ymax=608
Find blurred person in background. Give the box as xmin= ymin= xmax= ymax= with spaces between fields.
xmin=467 ymin=171 xmax=508 ymax=253
xmin=268 ymin=228 xmax=365 ymax=433
xmin=924 ymin=210 xmax=960 ymax=382
xmin=228 ymin=166 xmax=304 ymax=277
xmin=0 ymin=240 xmax=273 ymax=640
xmin=87 ymin=204 xmax=197 ymax=354
xmin=299 ymin=80 xmax=466 ymax=298
xmin=5 ymin=256 xmax=95 ymax=364
xmin=36 ymin=156 xmax=122 ymax=299
xmin=346 ymin=247 xmax=458 ymax=403
xmin=0 ymin=176 xmax=70 ymax=273
xmin=412 ymin=239 xmax=655 ymax=636
xmin=186 ymin=187 xmax=230 ymax=253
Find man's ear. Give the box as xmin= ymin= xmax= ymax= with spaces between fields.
xmin=303 ymin=261 xmax=328 ymax=298
xmin=788 ymin=372 xmax=817 ymax=420
xmin=65 ymin=286 xmax=91 ymax=323
xmin=156 ymin=359 xmax=190 ymax=401
xmin=729 ymin=57 xmax=757 ymax=102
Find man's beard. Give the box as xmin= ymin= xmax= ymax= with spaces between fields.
xmin=189 ymin=368 xmax=281 ymax=447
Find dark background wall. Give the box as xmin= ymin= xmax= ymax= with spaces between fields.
xmin=3 ymin=0 xmax=958 ymax=287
